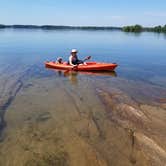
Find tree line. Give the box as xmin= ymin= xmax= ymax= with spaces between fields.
xmin=0 ymin=24 xmax=121 ymax=30
xmin=0 ymin=24 xmax=166 ymax=33
xmin=123 ymin=24 xmax=166 ymax=33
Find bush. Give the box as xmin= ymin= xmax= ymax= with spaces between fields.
xmin=162 ymin=25 xmax=166 ymax=32
xmin=123 ymin=25 xmax=142 ymax=32
xmin=153 ymin=26 xmax=162 ymax=32
xmin=0 ymin=24 xmax=6 ymax=28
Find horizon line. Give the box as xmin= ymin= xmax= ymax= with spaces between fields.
xmin=0 ymin=24 xmax=165 ymax=28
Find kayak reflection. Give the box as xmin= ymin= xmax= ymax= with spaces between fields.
xmin=50 ymin=69 xmax=117 ymax=84
xmin=62 ymin=70 xmax=78 ymax=85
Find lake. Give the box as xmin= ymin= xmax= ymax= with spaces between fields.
xmin=0 ymin=29 xmax=166 ymax=166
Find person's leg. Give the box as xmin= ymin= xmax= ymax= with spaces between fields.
xmin=77 ymin=60 xmax=84 ymax=64
xmin=72 ymin=59 xmax=77 ymax=65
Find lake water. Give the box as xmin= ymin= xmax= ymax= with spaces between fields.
xmin=0 ymin=29 xmax=166 ymax=166
xmin=0 ymin=29 xmax=166 ymax=86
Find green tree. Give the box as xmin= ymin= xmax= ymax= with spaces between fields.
xmin=0 ymin=24 xmax=6 ymax=28
xmin=154 ymin=26 xmax=162 ymax=32
xmin=162 ymin=25 xmax=166 ymax=32
xmin=122 ymin=25 xmax=142 ymax=32
xmin=122 ymin=26 xmax=130 ymax=32
xmin=134 ymin=25 xmax=143 ymax=32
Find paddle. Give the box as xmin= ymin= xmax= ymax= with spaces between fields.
xmin=83 ymin=56 xmax=91 ymax=62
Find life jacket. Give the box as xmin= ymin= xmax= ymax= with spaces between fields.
xmin=68 ymin=55 xmax=78 ymax=65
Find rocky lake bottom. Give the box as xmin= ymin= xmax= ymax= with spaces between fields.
xmin=0 ymin=64 xmax=165 ymax=166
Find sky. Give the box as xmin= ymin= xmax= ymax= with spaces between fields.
xmin=0 ymin=0 xmax=166 ymax=26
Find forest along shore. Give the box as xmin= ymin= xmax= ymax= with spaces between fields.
xmin=0 ymin=24 xmax=166 ymax=33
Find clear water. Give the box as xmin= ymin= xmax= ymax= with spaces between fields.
xmin=0 ymin=29 xmax=166 ymax=165
xmin=0 ymin=29 xmax=166 ymax=87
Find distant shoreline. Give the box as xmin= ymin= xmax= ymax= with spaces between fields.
xmin=0 ymin=24 xmax=166 ymax=33
xmin=0 ymin=24 xmax=121 ymax=30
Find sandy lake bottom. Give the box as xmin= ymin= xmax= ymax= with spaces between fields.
xmin=0 ymin=65 xmax=166 ymax=166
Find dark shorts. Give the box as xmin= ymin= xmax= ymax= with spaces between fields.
xmin=72 ymin=59 xmax=83 ymax=65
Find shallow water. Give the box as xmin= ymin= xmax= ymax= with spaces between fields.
xmin=0 ymin=29 xmax=166 ymax=165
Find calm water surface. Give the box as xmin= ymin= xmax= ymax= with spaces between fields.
xmin=0 ymin=29 xmax=166 ymax=86
xmin=0 ymin=29 xmax=166 ymax=165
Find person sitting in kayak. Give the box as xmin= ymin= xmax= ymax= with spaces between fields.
xmin=69 ymin=49 xmax=84 ymax=66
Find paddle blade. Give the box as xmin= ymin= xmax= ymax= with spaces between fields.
xmin=84 ymin=56 xmax=91 ymax=61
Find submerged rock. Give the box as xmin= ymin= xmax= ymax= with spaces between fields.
xmin=95 ymin=86 xmax=166 ymax=165
xmin=135 ymin=133 xmax=166 ymax=166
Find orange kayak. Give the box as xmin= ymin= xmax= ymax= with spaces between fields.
xmin=45 ymin=61 xmax=118 ymax=71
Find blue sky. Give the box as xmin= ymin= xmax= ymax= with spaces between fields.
xmin=0 ymin=0 xmax=166 ymax=26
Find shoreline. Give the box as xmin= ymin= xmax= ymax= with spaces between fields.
xmin=0 ymin=25 xmax=121 ymax=30
xmin=0 ymin=24 xmax=166 ymax=33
